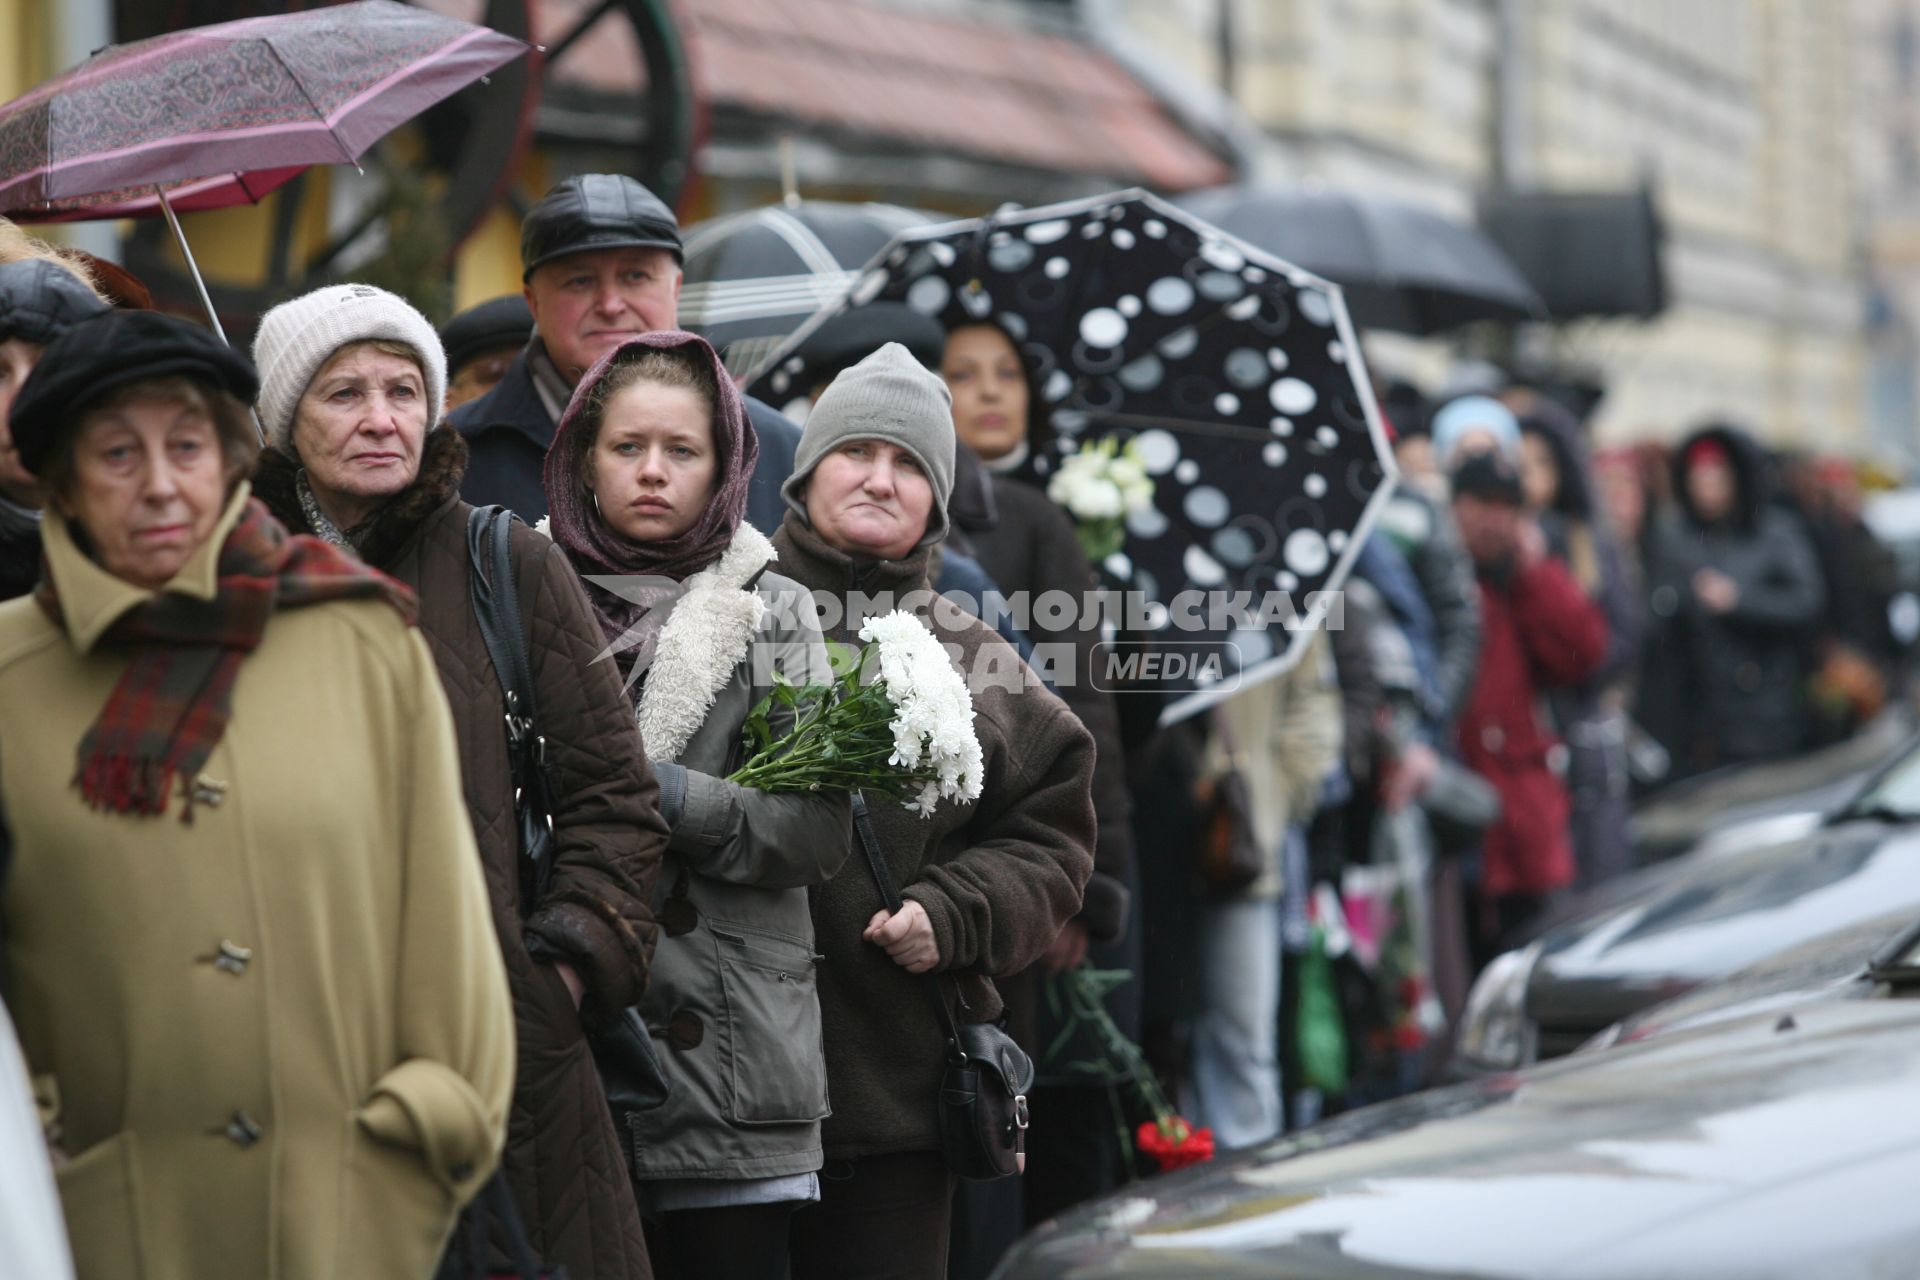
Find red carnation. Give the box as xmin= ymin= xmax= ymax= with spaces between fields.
xmin=1136 ymin=1117 xmax=1216 ymax=1173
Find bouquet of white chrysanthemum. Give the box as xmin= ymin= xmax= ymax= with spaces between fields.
xmin=727 ymin=610 xmax=984 ymax=817
xmin=1047 ymin=435 xmax=1156 ymax=564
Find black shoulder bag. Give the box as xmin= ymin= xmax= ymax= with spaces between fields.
xmin=850 ymin=792 xmax=1033 ymax=1181
xmin=465 ymin=506 xmax=670 ymax=1122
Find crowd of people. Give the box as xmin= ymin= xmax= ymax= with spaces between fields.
xmin=0 ymin=171 xmax=1905 ymax=1280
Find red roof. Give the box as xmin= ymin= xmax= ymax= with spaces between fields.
xmin=537 ymin=0 xmax=1232 ymax=191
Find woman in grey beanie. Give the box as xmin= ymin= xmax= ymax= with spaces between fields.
xmin=249 ymin=284 xmax=670 ymax=1280
xmin=773 ymin=343 xmax=1097 ymax=1280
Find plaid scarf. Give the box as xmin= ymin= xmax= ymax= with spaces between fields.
xmin=36 ymin=498 xmax=417 ymax=822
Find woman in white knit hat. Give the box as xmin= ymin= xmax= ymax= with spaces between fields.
xmin=249 ymin=284 xmax=670 ymax=1280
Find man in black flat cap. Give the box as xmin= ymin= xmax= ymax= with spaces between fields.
xmin=449 ymin=174 xmax=800 ymax=531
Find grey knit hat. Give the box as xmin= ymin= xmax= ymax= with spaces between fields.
xmin=252 ymin=283 xmax=448 ymax=448
xmin=782 ymin=341 xmax=956 ymax=546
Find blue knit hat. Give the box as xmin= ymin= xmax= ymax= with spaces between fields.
xmin=1431 ymin=395 xmax=1522 ymax=468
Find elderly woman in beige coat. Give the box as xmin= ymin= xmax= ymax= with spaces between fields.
xmin=0 ymin=310 xmax=513 ymax=1280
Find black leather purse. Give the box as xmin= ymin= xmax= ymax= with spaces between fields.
xmin=850 ymin=792 xmax=1033 ymax=1181
xmin=466 ymin=507 xmax=670 ymax=1117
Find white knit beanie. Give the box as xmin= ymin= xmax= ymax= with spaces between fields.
xmin=252 ymin=284 xmax=448 ymax=449
xmin=782 ymin=341 xmax=956 ymax=545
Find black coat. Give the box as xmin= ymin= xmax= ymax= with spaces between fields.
xmin=1643 ymin=425 xmax=1826 ymax=775
xmin=449 ymin=348 xmax=801 ymax=536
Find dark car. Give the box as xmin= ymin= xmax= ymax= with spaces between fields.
xmin=1628 ymin=709 xmax=1911 ymax=864
xmin=994 ymin=925 xmax=1920 ymax=1280
xmin=1451 ymin=731 xmax=1920 ymax=1071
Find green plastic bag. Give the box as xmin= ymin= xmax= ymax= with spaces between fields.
xmin=1296 ymin=925 xmax=1349 ymax=1093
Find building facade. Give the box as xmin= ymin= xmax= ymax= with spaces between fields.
xmin=1100 ymin=0 xmax=1870 ymax=449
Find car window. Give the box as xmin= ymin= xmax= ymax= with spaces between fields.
xmin=1842 ymin=742 xmax=1920 ymax=821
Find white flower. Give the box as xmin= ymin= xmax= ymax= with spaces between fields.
xmin=857 ymin=611 xmax=985 ymax=816
xmin=1050 ymin=436 xmax=1155 ymax=522
xmin=1049 ymin=457 xmax=1120 ymax=521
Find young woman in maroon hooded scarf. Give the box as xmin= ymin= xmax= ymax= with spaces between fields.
xmin=542 ymin=330 xmax=853 ymax=1280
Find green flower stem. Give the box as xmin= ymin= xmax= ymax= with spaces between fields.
xmin=1058 ymin=967 xmax=1184 ymax=1140
xmin=723 ymin=663 xmax=954 ymax=801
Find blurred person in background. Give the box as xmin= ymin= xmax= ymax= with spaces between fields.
xmin=1373 ymin=398 xmax=1484 ymax=736
xmin=1189 ymin=636 xmax=1342 ymax=1148
xmin=441 ymin=294 xmax=534 ymax=413
xmin=1642 ymin=425 xmax=1825 ymax=781
xmin=1430 ymin=394 xmax=1523 ymax=474
xmin=1449 ymin=450 xmax=1608 ymax=963
xmin=1514 ymin=395 xmax=1645 ymax=887
xmin=0 ymin=260 xmax=109 ymax=601
xmin=1782 ymin=453 xmax=1897 ymax=744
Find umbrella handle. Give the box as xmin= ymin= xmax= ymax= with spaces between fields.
xmin=153 ymin=186 xmax=265 ymax=442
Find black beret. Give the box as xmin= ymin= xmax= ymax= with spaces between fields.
xmin=521 ymin=174 xmax=682 ymax=281
xmin=1449 ymin=449 xmax=1524 ymax=507
xmin=440 ymin=294 xmax=533 ymax=375
xmin=10 ymin=310 xmax=259 ymax=476
xmin=0 ymin=259 xmax=109 ymax=346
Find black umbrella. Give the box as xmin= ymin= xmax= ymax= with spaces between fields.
xmin=1176 ymin=184 xmax=1546 ymax=334
xmin=757 ymin=189 xmax=1397 ymax=723
xmin=679 ymin=199 xmax=934 ymax=374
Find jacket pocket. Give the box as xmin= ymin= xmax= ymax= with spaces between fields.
xmin=712 ymin=923 xmax=831 ymax=1125
xmin=57 ymin=1130 xmax=146 ymax=1280
xmin=340 ymin=1117 xmax=460 ymax=1280
xmin=356 ymin=1058 xmax=499 ymax=1196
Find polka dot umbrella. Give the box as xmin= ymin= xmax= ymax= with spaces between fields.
xmin=751 ymin=189 xmax=1398 ymax=724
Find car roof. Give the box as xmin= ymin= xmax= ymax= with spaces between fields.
xmin=1007 ymin=995 xmax=1920 ymax=1280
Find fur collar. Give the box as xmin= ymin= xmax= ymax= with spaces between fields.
xmin=635 ymin=523 xmax=777 ymax=763
xmin=252 ymin=429 xmax=468 ymax=570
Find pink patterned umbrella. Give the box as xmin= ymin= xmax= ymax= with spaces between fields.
xmin=0 ymin=0 xmax=527 ymax=338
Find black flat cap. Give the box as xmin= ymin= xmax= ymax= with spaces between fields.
xmin=441 ymin=294 xmax=533 ymax=374
xmin=0 ymin=259 xmax=110 ymax=346
xmin=11 ymin=311 xmax=259 ymax=476
xmin=795 ymin=303 xmax=947 ymax=383
xmin=521 ymin=174 xmax=682 ymax=280
xmin=1449 ymin=449 xmax=1524 ymax=507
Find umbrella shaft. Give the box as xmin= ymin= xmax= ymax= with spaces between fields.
xmin=154 ymin=185 xmax=230 ymax=348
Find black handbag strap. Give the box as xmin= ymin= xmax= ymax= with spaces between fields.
xmin=467 ymin=505 xmax=538 ymax=730
xmin=849 ymin=791 xmax=969 ymax=1061
xmin=466 ymin=505 xmax=555 ymax=906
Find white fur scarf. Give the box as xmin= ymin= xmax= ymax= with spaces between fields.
xmin=633 ymin=523 xmax=775 ymax=763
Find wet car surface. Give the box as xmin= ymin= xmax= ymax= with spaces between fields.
xmin=996 ymin=928 xmax=1920 ymax=1280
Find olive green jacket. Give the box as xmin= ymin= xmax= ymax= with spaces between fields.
xmin=616 ymin=524 xmax=855 ymax=1182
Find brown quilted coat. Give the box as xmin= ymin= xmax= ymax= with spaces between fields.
xmin=257 ymin=435 xmax=665 ymax=1279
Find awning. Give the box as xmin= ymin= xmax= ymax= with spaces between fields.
xmin=544 ymin=0 xmax=1233 ymax=191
